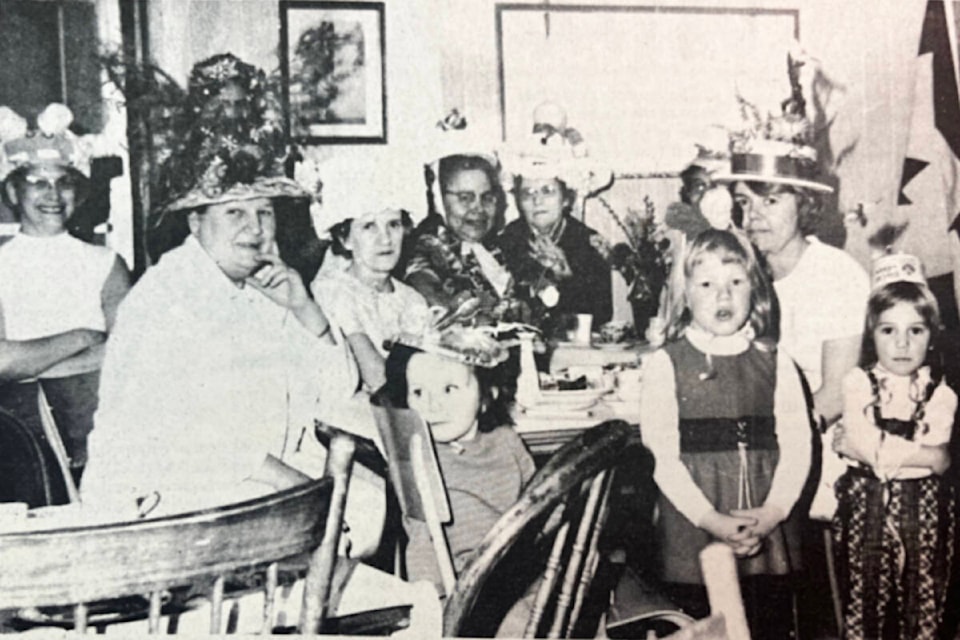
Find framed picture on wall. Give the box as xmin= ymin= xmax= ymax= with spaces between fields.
xmin=280 ymin=0 xmax=386 ymax=143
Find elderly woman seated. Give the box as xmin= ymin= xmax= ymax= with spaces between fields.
xmin=311 ymin=179 xmax=431 ymax=392
xmin=0 ymin=104 xmax=131 ymax=490
xmin=404 ymin=140 xmax=523 ymax=324
xmin=495 ymin=125 xmax=613 ymax=338
xmin=78 ymin=141 xmax=439 ymax=635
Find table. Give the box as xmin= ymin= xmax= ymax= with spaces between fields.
xmin=517 ymin=342 xmax=648 ymax=454
xmin=548 ymin=341 xmax=649 ymax=373
xmin=514 ymin=396 xmax=641 ymax=455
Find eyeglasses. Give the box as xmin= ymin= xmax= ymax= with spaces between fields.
xmin=518 ymin=183 xmax=561 ymax=201
xmin=443 ymin=190 xmax=498 ymax=208
xmin=23 ymin=173 xmax=80 ymax=193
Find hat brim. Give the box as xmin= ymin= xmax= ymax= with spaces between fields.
xmin=712 ymin=170 xmax=834 ymax=194
xmin=163 ymin=177 xmax=309 ymax=214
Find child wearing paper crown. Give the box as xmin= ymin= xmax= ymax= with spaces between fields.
xmin=831 ymin=253 xmax=956 ymax=640
xmin=639 ymin=228 xmax=811 ymax=639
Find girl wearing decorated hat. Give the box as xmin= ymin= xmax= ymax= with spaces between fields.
xmin=311 ymin=174 xmax=431 ymax=392
xmin=381 ymin=330 xmax=536 ymax=636
xmin=0 ymin=103 xmax=131 ymax=492
xmin=495 ymin=103 xmax=613 ymax=338
xmin=831 ymin=253 xmax=955 ymax=640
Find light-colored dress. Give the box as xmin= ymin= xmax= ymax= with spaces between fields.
xmin=312 ymin=267 xmax=430 ymax=357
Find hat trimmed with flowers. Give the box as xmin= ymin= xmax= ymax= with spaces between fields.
xmin=499 ymin=101 xmax=613 ymax=198
xmin=710 ymin=53 xmax=834 ymax=194
xmin=0 ymin=104 xmax=93 ymax=182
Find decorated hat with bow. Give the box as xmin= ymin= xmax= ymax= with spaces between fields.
xmin=0 ymin=104 xmax=94 ymax=182
xmin=499 ymin=101 xmax=613 ymax=199
xmin=712 ymin=53 xmax=833 ymax=194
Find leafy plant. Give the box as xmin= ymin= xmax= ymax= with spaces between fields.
xmin=596 ymin=194 xmax=671 ymax=307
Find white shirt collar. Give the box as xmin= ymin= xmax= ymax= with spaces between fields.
xmin=684 ymin=323 xmax=755 ymax=355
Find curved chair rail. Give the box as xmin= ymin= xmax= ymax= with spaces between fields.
xmin=0 ymin=477 xmax=332 ymax=610
xmin=443 ymin=420 xmax=634 ymax=637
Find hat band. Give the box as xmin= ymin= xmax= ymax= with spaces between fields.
xmin=731 ymin=153 xmax=818 ymax=181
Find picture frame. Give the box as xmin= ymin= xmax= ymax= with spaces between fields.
xmin=280 ymin=0 xmax=386 ymax=144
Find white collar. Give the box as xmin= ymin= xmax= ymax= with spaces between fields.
xmin=684 ymin=323 xmax=755 ymax=356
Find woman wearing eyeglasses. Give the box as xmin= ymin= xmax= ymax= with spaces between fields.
xmin=404 ymin=150 xmax=520 ymax=322
xmin=494 ymin=137 xmax=613 ymax=338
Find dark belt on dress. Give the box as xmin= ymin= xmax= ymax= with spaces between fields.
xmin=679 ymin=416 xmax=777 ymax=453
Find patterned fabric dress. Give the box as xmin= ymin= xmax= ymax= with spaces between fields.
xmin=655 ymin=337 xmax=803 ymax=584
xmin=494 ymin=216 xmax=612 ymax=336
xmin=403 ymin=213 xmax=519 ymax=321
xmin=832 ymin=366 xmax=957 ymax=640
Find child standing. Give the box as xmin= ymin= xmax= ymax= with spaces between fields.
xmin=639 ymin=229 xmax=812 ymax=639
xmin=832 ymin=253 xmax=956 ymax=640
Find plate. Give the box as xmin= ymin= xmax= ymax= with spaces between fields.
xmin=536 ymin=388 xmax=608 ymax=410
xmin=595 ymin=341 xmax=634 ymax=351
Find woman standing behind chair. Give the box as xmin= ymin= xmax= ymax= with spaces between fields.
xmin=404 ymin=126 xmax=520 ymax=324
xmin=0 ymin=104 xmax=130 ymax=488
xmin=312 ymin=179 xmax=431 ymax=392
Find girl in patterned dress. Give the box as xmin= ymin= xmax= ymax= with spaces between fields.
xmin=832 ymin=254 xmax=956 ymax=640
xmin=640 ymin=229 xmax=811 ymax=639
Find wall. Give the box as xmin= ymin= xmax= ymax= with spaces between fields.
xmin=143 ymin=0 xmax=941 ymax=295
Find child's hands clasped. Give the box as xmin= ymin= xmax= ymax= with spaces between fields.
xmin=699 ymin=510 xmax=761 ymax=557
xmin=730 ymin=504 xmax=785 ymax=540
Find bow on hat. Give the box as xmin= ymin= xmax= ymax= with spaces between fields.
xmin=500 ymin=102 xmax=613 ymax=202
xmin=0 ymin=104 xmax=92 ymax=182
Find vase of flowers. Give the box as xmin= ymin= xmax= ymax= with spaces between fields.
xmin=597 ymin=195 xmax=671 ymax=337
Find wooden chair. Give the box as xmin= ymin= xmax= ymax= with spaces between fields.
xmin=0 ymin=431 xmax=358 ymax=634
xmin=370 ymin=394 xmax=458 ymax=593
xmin=443 ymin=419 xmax=634 ymax=638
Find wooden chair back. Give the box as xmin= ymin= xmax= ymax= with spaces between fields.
xmin=443 ymin=419 xmax=633 ymax=638
xmin=370 ymin=395 xmax=457 ymax=593
xmin=0 ymin=431 xmax=358 ymax=634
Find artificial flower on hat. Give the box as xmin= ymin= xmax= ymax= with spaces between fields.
xmin=161 ymin=143 xmax=308 ymax=214
xmin=385 ymin=308 xmax=512 ymax=369
xmin=709 ymin=52 xmax=834 ymax=194
xmin=0 ymin=104 xmax=95 ymax=182
xmin=499 ymin=101 xmax=613 ymax=201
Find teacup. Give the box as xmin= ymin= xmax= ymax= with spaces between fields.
xmin=600 ymin=321 xmax=629 ymax=344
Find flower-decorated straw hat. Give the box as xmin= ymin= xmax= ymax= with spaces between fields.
xmin=0 ymin=104 xmax=94 ymax=182
xmin=712 ymin=54 xmax=834 ymax=194
xmin=162 ymin=144 xmax=308 ymax=214
xmin=386 ymin=316 xmax=512 ymax=369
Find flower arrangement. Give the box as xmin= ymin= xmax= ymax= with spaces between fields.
xmin=596 ymin=194 xmax=671 ymax=319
